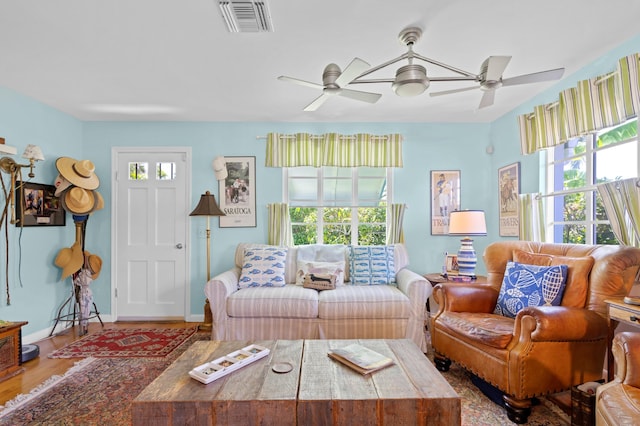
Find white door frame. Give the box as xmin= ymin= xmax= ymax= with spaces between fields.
xmin=110 ymin=146 xmax=192 ymax=321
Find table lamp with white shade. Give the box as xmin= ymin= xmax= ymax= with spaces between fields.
xmin=448 ymin=210 xmax=487 ymax=278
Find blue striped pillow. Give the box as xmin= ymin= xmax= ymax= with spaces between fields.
xmin=348 ymin=245 xmax=395 ymax=285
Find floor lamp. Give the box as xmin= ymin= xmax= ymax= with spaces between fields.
xmin=189 ymin=190 xmax=225 ymax=332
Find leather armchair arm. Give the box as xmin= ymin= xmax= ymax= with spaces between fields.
xmin=513 ymin=305 xmax=609 ymax=343
xmin=433 ymin=283 xmax=498 ymax=314
xmin=612 ymin=332 xmax=640 ymax=387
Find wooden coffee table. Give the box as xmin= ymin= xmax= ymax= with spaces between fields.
xmin=132 ymin=339 xmax=460 ymax=425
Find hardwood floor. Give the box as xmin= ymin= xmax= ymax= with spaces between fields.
xmin=0 ymin=321 xmax=199 ymax=406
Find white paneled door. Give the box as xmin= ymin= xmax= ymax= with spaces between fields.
xmin=113 ymin=148 xmax=190 ymax=320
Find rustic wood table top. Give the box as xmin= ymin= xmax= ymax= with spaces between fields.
xmin=132 ymin=339 xmax=461 ymax=426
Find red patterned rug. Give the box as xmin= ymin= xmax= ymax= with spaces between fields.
xmin=48 ymin=327 xmax=198 ymax=358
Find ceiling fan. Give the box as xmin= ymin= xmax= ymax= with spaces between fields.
xmin=428 ymin=56 xmax=565 ymax=109
xmin=279 ymin=27 xmax=565 ymax=111
xmin=277 ymin=58 xmax=382 ymax=111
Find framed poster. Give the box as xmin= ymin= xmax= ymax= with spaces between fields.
xmin=14 ymin=181 xmax=66 ymax=227
xmin=498 ymin=162 xmax=520 ymax=237
xmin=218 ymin=156 xmax=256 ymax=228
xmin=430 ymin=170 xmax=461 ymax=235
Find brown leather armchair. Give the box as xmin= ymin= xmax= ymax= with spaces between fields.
xmin=596 ymin=332 xmax=640 ymax=425
xmin=430 ymin=241 xmax=640 ymax=424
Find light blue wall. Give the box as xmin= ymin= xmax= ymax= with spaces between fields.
xmin=2 ymin=32 xmax=639 ymax=339
xmin=0 ymin=86 xmax=83 ymax=336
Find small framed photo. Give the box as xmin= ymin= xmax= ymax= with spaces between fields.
xmin=445 ymin=254 xmax=459 ymax=276
xmin=430 ymin=170 xmax=461 ymax=235
xmin=14 ymin=181 xmax=66 ymax=227
xmin=498 ymin=162 xmax=520 ymax=237
xmin=218 ymin=156 xmax=256 ymax=228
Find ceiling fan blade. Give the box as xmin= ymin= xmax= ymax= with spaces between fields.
xmin=502 ymin=68 xmax=565 ymax=86
xmin=335 ymin=57 xmax=370 ymax=87
xmin=338 ymin=88 xmax=381 ymax=104
xmin=278 ymin=75 xmax=324 ymax=90
xmin=478 ymin=90 xmax=496 ymax=109
xmin=429 ymin=86 xmax=479 ymax=97
xmin=484 ymin=56 xmax=512 ymax=82
xmin=303 ymin=93 xmax=330 ymax=111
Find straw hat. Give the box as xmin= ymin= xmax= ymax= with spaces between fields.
xmin=54 ymin=242 xmax=83 ymax=280
xmin=212 ymin=156 xmax=228 ymax=181
xmin=53 ymin=174 xmax=73 ymax=197
xmin=93 ymin=191 xmax=104 ymax=212
xmin=55 ymin=157 xmax=100 ymax=190
xmin=60 ymin=187 xmax=96 ymax=215
xmin=84 ymin=251 xmax=103 ymax=280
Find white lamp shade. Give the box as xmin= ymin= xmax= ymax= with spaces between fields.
xmin=22 ymin=144 xmax=45 ymax=161
xmin=448 ymin=210 xmax=487 ymax=236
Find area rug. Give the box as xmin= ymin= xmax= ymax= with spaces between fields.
xmin=48 ymin=327 xmax=198 ymax=358
xmin=2 ymin=336 xmax=569 ymax=425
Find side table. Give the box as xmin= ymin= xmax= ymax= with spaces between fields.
xmin=605 ymin=298 xmax=640 ymax=381
xmin=0 ymin=321 xmax=28 ymax=382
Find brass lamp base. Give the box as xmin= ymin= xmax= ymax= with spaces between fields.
xmin=198 ymin=298 xmax=213 ymax=332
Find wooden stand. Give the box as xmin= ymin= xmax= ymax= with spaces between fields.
xmin=0 ymin=321 xmax=28 ymax=382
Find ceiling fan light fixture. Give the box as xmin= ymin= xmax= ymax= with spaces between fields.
xmin=392 ymin=64 xmax=429 ymax=97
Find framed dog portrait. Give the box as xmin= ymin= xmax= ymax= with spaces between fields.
xmin=498 ymin=162 xmax=520 ymax=237
xmin=14 ymin=181 xmax=66 ymax=227
xmin=430 ymin=170 xmax=461 ymax=235
xmin=218 ymin=156 xmax=256 ymax=228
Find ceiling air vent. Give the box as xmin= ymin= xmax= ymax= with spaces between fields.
xmin=219 ymin=1 xmax=273 ymax=32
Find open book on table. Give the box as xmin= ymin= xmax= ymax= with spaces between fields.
xmin=328 ymin=343 xmax=394 ymax=375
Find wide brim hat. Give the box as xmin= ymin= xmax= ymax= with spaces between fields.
xmin=56 ymin=157 xmax=100 ymax=190
xmin=54 ymin=242 xmax=84 ymax=280
xmin=84 ymin=251 xmax=102 ymax=280
xmin=60 ymin=187 xmax=96 ymax=215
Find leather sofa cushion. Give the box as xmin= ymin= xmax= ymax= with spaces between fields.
xmin=597 ymin=383 xmax=640 ymax=425
xmin=318 ymin=285 xmax=410 ymax=319
xmin=227 ymin=284 xmax=318 ymax=318
xmin=438 ymin=312 xmax=515 ymax=349
xmin=513 ymin=249 xmax=594 ymax=308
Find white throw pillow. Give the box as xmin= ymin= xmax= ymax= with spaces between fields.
xmin=238 ymin=246 xmax=288 ymax=288
xmin=295 ymin=261 xmax=345 ymax=286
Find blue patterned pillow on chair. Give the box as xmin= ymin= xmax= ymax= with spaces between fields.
xmin=239 ymin=246 xmax=288 ymax=288
xmin=348 ymin=245 xmax=395 ymax=285
xmin=494 ymin=261 xmax=568 ymax=318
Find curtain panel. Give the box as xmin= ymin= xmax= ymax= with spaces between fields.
xmin=596 ymin=178 xmax=640 ymax=247
xmin=518 ymin=193 xmax=546 ymax=242
xmin=265 ymin=133 xmax=403 ymax=167
xmin=518 ymin=53 xmax=640 ymax=155
xmin=267 ymin=202 xmax=294 ymax=246
xmin=386 ymin=203 xmax=406 ymax=245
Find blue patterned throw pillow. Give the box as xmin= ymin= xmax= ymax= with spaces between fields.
xmin=349 ymin=245 xmax=395 ymax=285
xmin=494 ymin=261 xmax=568 ymax=318
xmin=239 ymin=246 xmax=288 ymax=288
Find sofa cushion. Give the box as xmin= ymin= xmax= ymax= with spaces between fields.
xmin=295 ymin=260 xmax=345 ymax=286
xmin=438 ymin=312 xmax=515 ymax=349
xmin=227 ymin=284 xmax=318 ymax=318
xmin=349 ymin=245 xmax=396 ymax=285
xmin=494 ymin=261 xmax=568 ymax=318
xmin=318 ymin=285 xmax=410 ymax=319
xmin=513 ymin=249 xmax=594 ymax=308
xmin=239 ymin=246 xmax=288 ymax=288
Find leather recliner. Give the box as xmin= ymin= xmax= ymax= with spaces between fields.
xmin=430 ymin=241 xmax=640 ymax=424
xmin=596 ymin=332 xmax=640 ymax=425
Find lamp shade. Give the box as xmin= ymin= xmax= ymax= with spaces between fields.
xmin=22 ymin=144 xmax=45 ymax=161
xmin=448 ymin=210 xmax=487 ymax=236
xmin=189 ymin=191 xmax=226 ymax=217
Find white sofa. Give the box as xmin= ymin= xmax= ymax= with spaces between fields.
xmin=204 ymin=243 xmax=431 ymax=352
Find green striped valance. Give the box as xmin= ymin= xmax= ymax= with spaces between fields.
xmin=265 ymin=133 xmax=403 ymax=167
xmin=518 ymin=53 xmax=640 ymax=155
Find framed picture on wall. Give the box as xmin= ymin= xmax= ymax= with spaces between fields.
xmin=14 ymin=181 xmax=66 ymax=227
xmin=430 ymin=170 xmax=461 ymax=235
xmin=218 ymin=156 xmax=256 ymax=228
xmin=498 ymin=162 xmax=520 ymax=237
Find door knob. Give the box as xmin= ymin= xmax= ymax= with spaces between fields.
xmin=176 ymin=243 xmax=183 ymax=249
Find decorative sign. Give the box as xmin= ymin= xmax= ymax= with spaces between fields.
xmin=218 ymin=156 xmax=256 ymax=228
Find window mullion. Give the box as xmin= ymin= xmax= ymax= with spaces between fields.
xmin=351 ymin=168 xmax=358 ymax=245
xmin=317 ymin=168 xmax=324 ymax=244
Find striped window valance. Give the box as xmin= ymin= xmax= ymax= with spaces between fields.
xmin=265 ymin=132 xmax=403 ymax=167
xmin=518 ymin=53 xmax=640 ymax=155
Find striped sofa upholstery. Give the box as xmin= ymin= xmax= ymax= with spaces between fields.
xmin=205 ymin=243 xmax=431 ymax=352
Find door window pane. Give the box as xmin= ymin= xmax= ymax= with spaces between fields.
xmin=129 ymin=162 xmax=148 ymax=180
xmin=157 ymin=162 xmax=176 ymax=180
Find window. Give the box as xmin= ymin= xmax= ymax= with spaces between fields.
xmin=545 ymin=118 xmax=639 ymax=244
xmin=285 ymin=167 xmax=391 ymax=245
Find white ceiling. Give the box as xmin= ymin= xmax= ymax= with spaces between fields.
xmin=1 ymin=0 xmax=639 ymax=123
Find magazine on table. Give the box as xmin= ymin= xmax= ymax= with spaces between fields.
xmin=328 ymin=343 xmax=394 ymax=375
